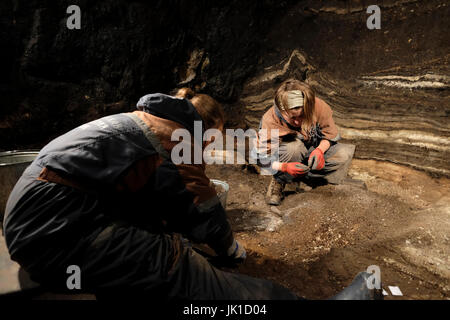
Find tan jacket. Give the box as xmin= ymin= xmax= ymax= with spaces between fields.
xmin=258 ymin=97 xmax=340 ymax=155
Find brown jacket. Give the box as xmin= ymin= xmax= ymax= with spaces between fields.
xmin=258 ymin=97 xmax=340 ymax=155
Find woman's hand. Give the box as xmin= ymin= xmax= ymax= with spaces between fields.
xmin=280 ymin=162 xmax=310 ymax=176
xmin=308 ymin=139 xmax=330 ymax=171
xmin=308 ymin=148 xmax=325 ymax=170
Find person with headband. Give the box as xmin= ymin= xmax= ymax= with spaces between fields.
xmin=257 ymin=79 xmax=357 ymax=206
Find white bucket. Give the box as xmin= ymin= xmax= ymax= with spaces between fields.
xmin=0 ymin=151 xmax=40 ymax=224
xmin=210 ymin=179 xmax=229 ymax=209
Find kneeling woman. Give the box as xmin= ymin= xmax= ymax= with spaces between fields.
xmin=3 ymin=88 xmax=299 ymax=300
xmin=257 ymin=79 xmax=356 ymax=205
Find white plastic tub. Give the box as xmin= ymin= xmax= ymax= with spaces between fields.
xmin=210 ymin=179 xmax=229 ymax=210
xmin=0 ymin=151 xmax=40 ymax=224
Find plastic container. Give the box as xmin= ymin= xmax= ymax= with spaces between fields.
xmin=210 ymin=179 xmax=229 ymax=210
xmin=0 ymin=151 xmax=40 ymax=225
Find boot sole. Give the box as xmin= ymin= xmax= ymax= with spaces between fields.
xmin=266 ymin=198 xmax=282 ymax=206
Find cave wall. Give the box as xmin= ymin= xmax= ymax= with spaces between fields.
xmin=235 ymin=0 xmax=450 ymax=177
xmin=0 ymin=0 xmax=293 ymax=148
xmin=1 ymin=0 xmax=449 ymax=176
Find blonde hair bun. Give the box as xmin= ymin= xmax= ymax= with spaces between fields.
xmin=175 ymin=87 xmax=196 ymax=99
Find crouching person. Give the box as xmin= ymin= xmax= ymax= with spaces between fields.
xmin=3 ymin=88 xmax=300 ymax=300
xmin=256 ymin=79 xmax=356 ymax=206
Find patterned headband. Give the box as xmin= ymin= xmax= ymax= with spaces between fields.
xmin=285 ymin=90 xmax=304 ymax=110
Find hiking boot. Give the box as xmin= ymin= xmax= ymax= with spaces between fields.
xmin=266 ymin=178 xmax=285 ymax=206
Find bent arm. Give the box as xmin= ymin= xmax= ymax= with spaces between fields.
xmin=317 ymin=139 xmax=331 ymax=153
xmin=161 ymin=162 xmax=235 ymax=255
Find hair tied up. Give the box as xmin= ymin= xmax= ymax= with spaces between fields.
xmin=175 ymin=87 xmax=196 ymax=100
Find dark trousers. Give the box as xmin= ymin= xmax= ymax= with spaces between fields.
xmin=275 ymin=140 xmax=355 ymax=185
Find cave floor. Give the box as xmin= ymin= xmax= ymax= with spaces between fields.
xmin=1 ymin=159 xmax=448 ymax=300
xmin=205 ymin=160 xmax=450 ymax=300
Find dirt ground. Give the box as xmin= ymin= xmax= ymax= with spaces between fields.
xmin=205 ymin=159 xmax=450 ymax=300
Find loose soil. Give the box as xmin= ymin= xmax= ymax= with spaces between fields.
xmin=206 ymin=159 xmax=450 ymax=300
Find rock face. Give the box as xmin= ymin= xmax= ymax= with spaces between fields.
xmin=0 ymin=0 xmax=293 ymax=147
xmin=231 ymin=0 xmax=450 ymax=177
xmin=1 ymin=0 xmax=449 ymax=176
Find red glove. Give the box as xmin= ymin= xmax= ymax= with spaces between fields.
xmin=308 ymin=148 xmax=325 ymax=170
xmin=280 ymin=162 xmax=310 ymax=176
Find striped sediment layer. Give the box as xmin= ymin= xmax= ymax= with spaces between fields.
xmin=236 ymin=50 xmax=450 ymax=177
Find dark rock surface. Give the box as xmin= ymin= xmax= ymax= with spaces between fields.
xmin=1 ymin=0 xmax=292 ymax=147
